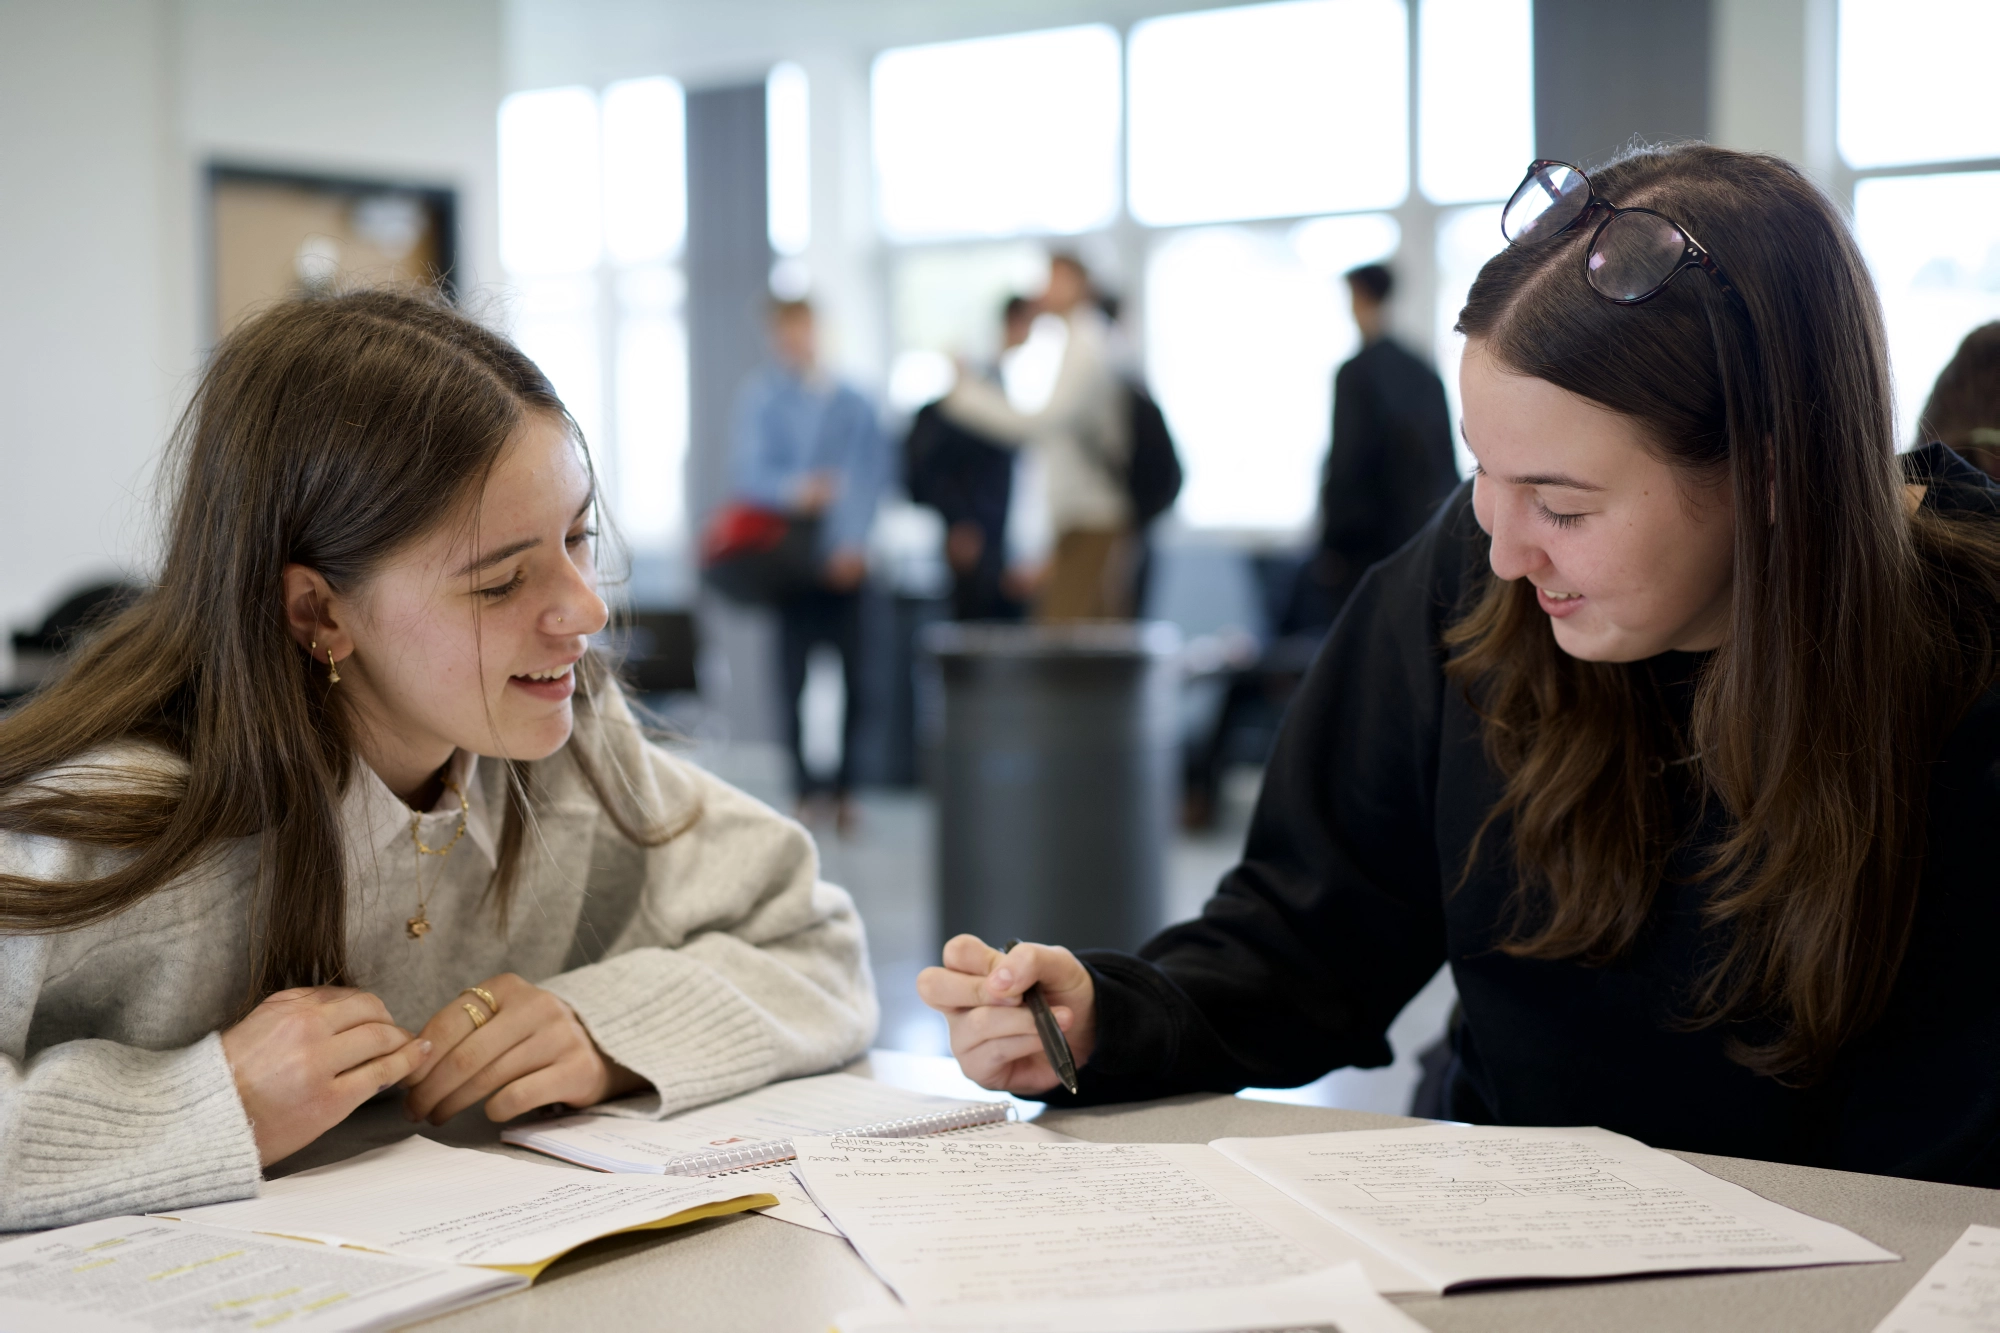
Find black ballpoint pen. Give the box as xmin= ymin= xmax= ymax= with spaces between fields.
xmin=1002 ymin=938 xmax=1079 ymax=1095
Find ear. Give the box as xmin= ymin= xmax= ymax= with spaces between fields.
xmin=281 ymin=564 xmax=353 ymax=665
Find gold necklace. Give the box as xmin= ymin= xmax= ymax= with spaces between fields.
xmin=407 ymin=775 xmax=469 ymax=940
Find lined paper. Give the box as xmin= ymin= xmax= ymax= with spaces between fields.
xmin=792 ymin=1136 xmax=1421 ymax=1310
xmin=0 ymin=1214 xmax=522 ymax=1332
xmin=160 ymin=1136 xmax=770 ymax=1272
xmin=1215 ymin=1124 xmax=1898 ymax=1291
xmin=1873 ymin=1225 xmax=2000 ymax=1333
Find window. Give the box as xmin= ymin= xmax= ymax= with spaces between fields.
xmin=1837 ymin=0 xmax=2000 ymax=169
xmin=1128 ymin=0 xmax=1408 ymax=228
xmin=872 ymin=1 xmax=1520 ymax=532
xmin=499 ymin=78 xmax=690 ymax=552
xmin=766 ymin=62 xmax=811 ymax=267
xmin=1852 ymin=172 xmax=2000 ymax=445
xmin=872 ymin=26 xmax=1121 ymax=241
xmin=1145 ymin=216 xmax=1399 ymax=529
xmin=1418 ymin=0 xmax=1533 ymax=205
xmin=1434 ymin=203 xmax=1506 ymax=473
xmin=1838 ymin=0 xmax=2000 ymax=447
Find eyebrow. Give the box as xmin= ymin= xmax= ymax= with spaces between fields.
xmin=453 ymin=494 xmax=595 ymax=579
xmin=1505 ymin=472 xmax=1605 ymax=492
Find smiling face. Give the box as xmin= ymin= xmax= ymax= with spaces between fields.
xmin=1461 ymin=339 xmax=1736 ymax=662
xmin=327 ymin=411 xmax=609 ymax=795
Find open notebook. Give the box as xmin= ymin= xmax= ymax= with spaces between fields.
xmin=159 ymin=1136 xmax=774 ymax=1278
xmin=794 ymin=1123 xmax=1900 ymax=1319
xmin=501 ymin=1071 xmax=1014 ymax=1176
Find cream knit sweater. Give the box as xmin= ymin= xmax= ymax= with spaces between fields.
xmin=0 ymin=688 xmax=878 ymax=1231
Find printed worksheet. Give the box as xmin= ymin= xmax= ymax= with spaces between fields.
xmin=0 ymin=1214 xmax=523 ymax=1332
xmin=1872 ymin=1224 xmax=2000 ymax=1332
xmin=791 ymin=1136 xmax=1423 ymax=1310
xmin=1214 ymin=1124 xmax=1898 ymax=1291
xmin=159 ymin=1136 xmax=771 ymax=1273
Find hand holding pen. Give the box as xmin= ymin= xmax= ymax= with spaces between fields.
xmin=917 ymin=936 xmax=1097 ymax=1097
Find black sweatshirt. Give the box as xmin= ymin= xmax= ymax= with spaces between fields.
xmin=1063 ymin=443 xmax=2000 ymax=1188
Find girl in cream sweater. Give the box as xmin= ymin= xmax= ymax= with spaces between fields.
xmin=0 ymin=291 xmax=877 ymax=1230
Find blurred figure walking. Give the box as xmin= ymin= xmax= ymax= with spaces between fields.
xmin=729 ymin=298 xmax=889 ymax=828
xmin=1299 ymin=263 xmax=1459 ymax=627
xmin=943 ymin=254 xmax=1134 ymax=622
xmin=1917 ymin=322 xmax=2000 ymax=481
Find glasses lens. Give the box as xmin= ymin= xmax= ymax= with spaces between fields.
xmin=1502 ymin=163 xmax=1589 ymax=244
xmin=1588 ymin=211 xmax=1691 ymax=302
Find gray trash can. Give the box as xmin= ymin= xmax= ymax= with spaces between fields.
xmin=922 ymin=621 xmax=1180 ymax=953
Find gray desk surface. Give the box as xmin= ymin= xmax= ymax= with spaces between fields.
xmin=282 ymin=1051 xmax=2000 ymax=1332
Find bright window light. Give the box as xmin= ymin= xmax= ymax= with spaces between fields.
xmin=614 ymin=267 xmax=690 ymax=549
xmin=601 ymin=77 xmax=686 ymax=266
xmin=1419 ymin=0 xmax=1533 ymax=204
xmin=1839 ymin=0 xmax=2000 ymax=168
xmin=499 ymin=88 xmax=601 ymax=275
xmin=512 ymin=276 xmax=602 ymax=453
xmin=1128 ymin=0 xmax=1408 ymax=228
xmin=1434 ymin=203 xmax=1506 ymax=475
xmin=890 ymin=242 xmax=1051 ymax=361
xmin=767 ymin=62 xmax=812 ymax=257
xmin=1146 ymin=218 xmax=1399 ymax=530
xmin=872 ymin=25 xmax=1121 ymax=241
xmin=1852 ymin=171 xmax=2000 ymax=446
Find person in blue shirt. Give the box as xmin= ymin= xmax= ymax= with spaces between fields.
xmin=729 ymin=298 xmax=889 ymax=829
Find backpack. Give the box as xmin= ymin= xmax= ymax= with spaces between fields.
xmin=1124 ymin=381 xmax=1183 ymax=527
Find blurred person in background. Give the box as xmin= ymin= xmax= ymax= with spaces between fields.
xmin=943 ymin=254 xmax=1134 ymax=622
xmin=1298 ymin=263 xmax=1460 ymax=628
xmin=729 ymin=298 xmax=889 ymax=831
xmin=905 ymin=296 xmax=1035 ymax=621
xmin=1916 ymin=322 xmax=2000 ymax=481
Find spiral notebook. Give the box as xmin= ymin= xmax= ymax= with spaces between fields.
xmin=501 ymin=1072 xmax=1014 ymax=1176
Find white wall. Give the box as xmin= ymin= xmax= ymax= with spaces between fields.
xmin=0 ymin=0 xmax=178 ymax=653
xmin=1710 ymin=0 xmax=1836 ymax=189
xmin=0 ymin=0 xmax=503 ymax=670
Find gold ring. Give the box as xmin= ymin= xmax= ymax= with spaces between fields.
xmin=461 ymin=1002 xmax=488 ymax=1030
xmin=460 ymin=985 xmax=500 ymax=1015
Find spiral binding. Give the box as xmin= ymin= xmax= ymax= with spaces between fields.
xmin=667 ymin=1101 xmax=1013 ymax=1177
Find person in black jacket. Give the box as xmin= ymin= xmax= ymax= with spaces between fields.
xmin=1298 ymin=263 xmax=1461 ymax=626
xmin=919 ymin=145 xmax=2000 ymax=1187
xmin=905 ymin=297 xmax=1034 ymax=622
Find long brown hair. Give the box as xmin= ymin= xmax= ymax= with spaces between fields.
xmin=1445 ymin=145 xmax=2000 ymax=1081
xmin=1917 ymin=320 xmax=2000 ymax=479
xmin=0 ymin=289 xmax=671 ymax=1000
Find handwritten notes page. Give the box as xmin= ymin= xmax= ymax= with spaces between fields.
xmin=792 ymin=1135 xmax=1431 ymax=1328
xmin=160 ymin=1136 xmax=771 ymax=1275
xmin=503 ymin=1072 xmax=1010 ymax=1173
xmin=1214 ymin=1124 xmax=1898 ymax=1291
xmin=1873 ymin=1224 xmax=2000 ymax=1333
xmin=751 ymin=1119 xmax=1083 ymax=1237
xmin=0 ymin=1214 xmax=524 ymax=1333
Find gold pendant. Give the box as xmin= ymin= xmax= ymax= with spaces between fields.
xmin=406 ymin=909 xmax=431 ymax=940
